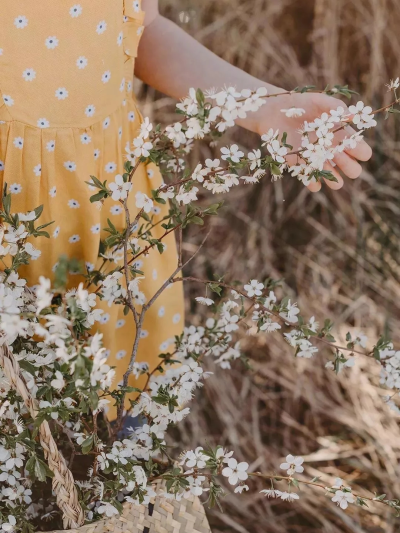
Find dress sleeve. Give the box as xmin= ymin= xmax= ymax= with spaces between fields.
xmin=123 ymin=0 xmax=145 ymax=68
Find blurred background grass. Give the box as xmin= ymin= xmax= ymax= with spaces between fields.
xmin=136 ymin=1 xmax=400 ymax=531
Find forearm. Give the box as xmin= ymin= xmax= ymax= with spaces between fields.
xmin=134 ymin=14 xmax=284 ymax=132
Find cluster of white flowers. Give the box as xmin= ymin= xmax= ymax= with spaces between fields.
xmin=259 ymin=102 xmax=375 ymax=187
xmin=132 ymin=117 xmax=154 ymax=159
xmin=0 ymin=224 xmax=41 ymax=261
xmin=330 ymin=477 xmax=355 ymax=509
xmin=101 ymin=272 xmax=126 ymax=307
xmin=177 ymin=86 xmax=267 ymax=138
xmin=0 ymin=442 xmax=32 ymax=513
xmin=261 ymin=488 xmax=300 ymax=502
xmin=378 ymin=343 xmax=400 ymax=390
xmin=260 ymin=462 xmax=357 ymax=509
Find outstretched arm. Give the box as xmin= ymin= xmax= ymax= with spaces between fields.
xmin=136 ymin=0 xmax=372 ymax=191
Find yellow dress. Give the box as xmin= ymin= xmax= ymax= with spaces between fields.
xmin=0 ymin=0 xmax=184 ymax=418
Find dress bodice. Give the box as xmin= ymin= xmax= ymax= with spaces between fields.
xmin=0 ymin=0 xmax=144 ymax=128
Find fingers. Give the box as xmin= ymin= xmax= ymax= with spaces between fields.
xmin=307 ymin=163 xmax=343 ymax=193
xmin=334 ymin=126 xmax=372 ymax=162
xmin=307 ymin=180 xmax=321 ymax=192
xmin=333 ymin=151 xmax=362 ymax=180
xmin=316 ymin=95 xmax=373 ymax=161
xmin=323 ymin=163 xmax=344 ymax=190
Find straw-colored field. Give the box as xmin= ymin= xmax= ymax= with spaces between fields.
xmin=137 ymin=1 xmax=400 ymax=531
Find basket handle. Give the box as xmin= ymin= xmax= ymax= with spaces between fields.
xmin=0 ymin=344 xmax=85 ymax=529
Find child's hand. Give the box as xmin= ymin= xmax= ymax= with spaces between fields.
xmin=256 ymin=92 xmax=373 ymax=192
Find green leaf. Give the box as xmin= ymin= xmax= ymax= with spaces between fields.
xmin=90 ymin=191 xmax=106 ymax=203
xmin=28 ymin=456 xmax=54 ymax=482
xmin=34 ymin=205 xmax=44 ymax=219
xmin=19 ymin=359 xmax=37 ymax=376
xmin=81 ymin=435 xmax=94 ymax=455
xmin=291 ymin=478 xmax=300 ymax=489
xmin=196 ymin=88 xmax=205 ymax=107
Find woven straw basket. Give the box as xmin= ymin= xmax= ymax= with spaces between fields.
xmin=0 ymin=344 xmax=211 ymax=533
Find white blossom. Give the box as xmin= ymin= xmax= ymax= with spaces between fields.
xmin=280 ymin=454 xmax=304 ymax=476
xmin=222 ymin=458 xmax=249 ymax=485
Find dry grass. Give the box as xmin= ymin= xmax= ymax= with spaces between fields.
xmin=137 ymin=1 xmax=400 ymax=531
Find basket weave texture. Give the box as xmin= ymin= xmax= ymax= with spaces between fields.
xmin=51 ymin=480 xmax=211 ymax=533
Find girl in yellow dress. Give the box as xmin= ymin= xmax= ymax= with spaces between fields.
xmin=0 ymin=0 xmax=371 ymax=418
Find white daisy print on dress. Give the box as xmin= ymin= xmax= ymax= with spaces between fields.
xmin=33 ymin=164 xmax=41 ymax=177
xmin=116 ymin=319 xmax=125 ymax=329
xmin=104 ymin=162 xmax=117 ymax=173
xmin=119 ymin=78 xmax=126 ymax=92
xmin=85 ymin=104 xmax=95 ymax=117
xmin=118 ymin=127 xmax=122 ymax=139
xmin=103 ymin=117 xmax=110 ymax=129
xmin=45 ymin=36 xmax=59 ymax=49
xmin=133 ymin=1 xmax=140 ymax=13
xmin=49 ymin=186 xmax=57 ymax=197
xmin=85 ymin=262 xmax=95 ymax=272
xmin=53 ymin=226 xmax=60 ymax=238
xmin=13 ymin=137 xmax=24 ymax=149
xmin=152 ymin=269 xmax=158 ymax=280
xmin=64 ymin=161 xmax=76 ymax=172
xmin=14 ymin=16 xmax=28 ymax=29
xmin=127 ymin=81 xmax=132 ymax=92
xmin=159 ymin=340 xmax=171 ymax=352
xmin=37 ymin=118 xmax=49 ymax=128
xmin=69 ymin=234 xmax=80 ymax=243
xmin=91 ymin=223 xmax=100 ymax=234
xmin=3 ymin=95 xmax=14 ymax=107
xmin=55 ymin=88 xmax=68 ymax=100
xmin=80 ymin=133 xmax=91 ymax=144
xmin=158 ymin=306 xmax=165 ymax=317
xmin=140 ymin=330 xmax=149 ymax=338
xmin=70 ymin=5 xmax=82 ymax=17
xmin=10 ymin=183 xmax=22 ymax=194
xmin=172 ymin=313 xmax=181 ymax=324
xmin=68 ymin=199 xmax=80 ymax=209
xmin=0 ymin=161 xmax=4 ymax=172
xmin=147 ymin=168 xmax=154 ymax=179
xmin=101 ymin=71 xmax=111 ymax=84
xmin=22 ymin=68 xmax=36 ymax=82
xmin=96 ymin=21 xmax=107 ymax=34
xmin=131 ymin=260 xmax=143 ymax=270
xmin=110 ymin=205 xmax=123 ymax=215
xmin=117 ymin=31 xmax=123 ymax=46
xmin=100 ymin=313 xmax=110 ymax=324
xmin=116 ymin=350 xmax=127 ymax=360
xmin=94 ymin=149 xmax=100 ymax=159
xmin=128 ymin=111 xmax=135 ymax=122
xmin=46 ymin=140 xmax=56 ymax=152
xmin=77 ymin=56 xmax=88 ymax=69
